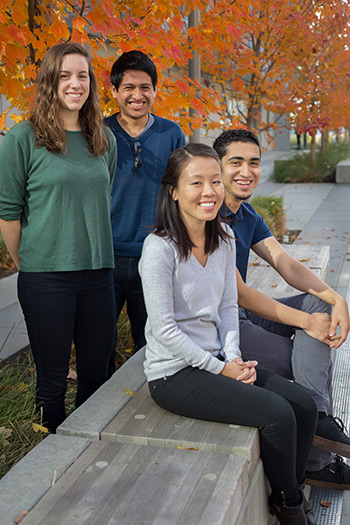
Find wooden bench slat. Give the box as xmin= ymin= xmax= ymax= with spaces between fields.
xmin=101 ymin=384 xmax=260 ymax=474
xmin=22 ymin=442 xmax=251 ymax=525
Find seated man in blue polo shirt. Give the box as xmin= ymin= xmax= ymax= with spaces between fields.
xmin=213 ymin=129 xmax=350 ymax=490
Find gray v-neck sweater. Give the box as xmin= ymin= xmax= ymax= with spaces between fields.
xmin=139 ymin=228 xmax=241 ymax=381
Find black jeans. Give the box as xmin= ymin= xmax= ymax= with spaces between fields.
xmin=108 ymin=255 xmax=147 ymax=377
xmin=149 ymin=365 xmax=318 ymax=505
xmin=18 ymin=269 xmax=116 ymax=432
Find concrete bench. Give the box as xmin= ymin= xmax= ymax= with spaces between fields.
xmin=0 ymin=434 xmax=91 ymax=525
xmin=0 ymin=243 xmax=330 ymax=524
xmin=247 ymin=244 xmax=330 ymax=297
xmin=336 ymin=158 xmax=350 ymax=184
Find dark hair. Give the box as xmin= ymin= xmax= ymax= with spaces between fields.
xmin=213 ymin=129 xmax=261 ymax=159
xmin=30 ymin=42 xmax=108 ymax=156
xmin=110 ymin=50 xmax=158 ymax=91
xmin=154 ymin=143 xmax=231 ymax=259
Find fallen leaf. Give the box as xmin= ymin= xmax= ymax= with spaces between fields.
xmin=0 ymin=427 xmax=12 ymax=445
xmin=14 ymin=510 xmax=29 ymax=523
xmin=320 ymin=499 xmax=332 ymax=507
xmin=187 ymin=447 xmax=198 ymax=451
xmin=177 ymin=446 xmax=184 ymax=449
xmin=298 ymin=258 xmax=310 ymax=262
xmin=32 ymin=422 xmax=49 ymax=434
xmin=125 ymin=387 xmax=136 ymax=397
xmin=18 ymin=382 xmax=30 ymax=394
xmin=271 ymin=284 xmax=278 ymax=288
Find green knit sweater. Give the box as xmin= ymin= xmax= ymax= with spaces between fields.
xmin=0 ymin=121 xmax=117 ymax=272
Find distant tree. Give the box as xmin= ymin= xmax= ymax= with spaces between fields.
xmin=195 ymin=0 xmax=350 ymax=142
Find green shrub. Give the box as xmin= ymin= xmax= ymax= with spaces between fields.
xmin=272 ymin=142 xmax=350 ymax=183
xmin=250 ymin=195 xmax=286 ymax=238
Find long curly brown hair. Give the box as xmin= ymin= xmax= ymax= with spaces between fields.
xmin=30 ymin=42 xmax=108 ymax=156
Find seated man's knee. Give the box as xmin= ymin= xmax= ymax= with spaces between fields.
xmin=303 ymin=294 xmax=332 ymax=315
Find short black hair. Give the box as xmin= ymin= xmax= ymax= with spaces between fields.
xmin=110 ymin=50 xmax=158 ymax=90
xmin=213 ymin=129 xmax=261 ymax=159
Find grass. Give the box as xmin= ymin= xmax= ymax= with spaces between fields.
xmin=272 ymin=141 xmax=350 ymax=183
xmin=0 ymin=349 xmax=45 ymax=479
xmin=0 ymin=311 xmax=134 ymax=480
xmin=250 ymin=195 xmax=286 ymax=238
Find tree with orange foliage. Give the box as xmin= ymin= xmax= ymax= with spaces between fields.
xmin=287 ymin=0 xmax=350 ymax=162
xmin=195 ymin=0 xmax=350 ymax=142
xmin=1 ymin=0 xmax=350 ymax=141
xmin=0 ymin=0 xmax=220 ymax=135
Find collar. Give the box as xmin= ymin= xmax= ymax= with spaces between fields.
xmin=220 ymin=202 xmax=243 ymax=222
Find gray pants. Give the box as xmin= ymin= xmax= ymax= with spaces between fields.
xmin=239 ymin=293 xmax=333 ymax=471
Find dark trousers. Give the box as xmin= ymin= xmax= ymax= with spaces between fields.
xmin=18 ymin=269 xmax=116 ymax=432
xmin=108 ymin=255 xmax=147 ymax=377
xmin=149 ymin=365 xmax=318 ymax=504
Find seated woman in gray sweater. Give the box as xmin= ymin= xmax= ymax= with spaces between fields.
xmin=139 ymin=143 xmax=318 ymax=525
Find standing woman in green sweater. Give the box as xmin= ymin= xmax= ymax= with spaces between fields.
xmin=0 ymin=43 xmax=117 ymax=432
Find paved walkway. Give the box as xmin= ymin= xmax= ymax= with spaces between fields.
xmin=0 ymin=148 xmax=350 ymax=522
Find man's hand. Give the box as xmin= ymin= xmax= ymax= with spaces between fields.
xmin=304 ymin=312 xmax=333 ymax=345
xmin=220 ymin=356 xmax=258 ymax=384
xmin=328 ymin=297 xmax=350 ymax=348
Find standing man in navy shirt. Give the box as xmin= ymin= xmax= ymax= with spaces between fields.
xmin=213 ymin=129 xmax=350 ymax=490
xmin=105 ymin=51 xmax=186 ymax=376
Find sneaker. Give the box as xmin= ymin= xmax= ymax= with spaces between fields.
xmin=313 ymin=415 xmax=350 ymax=458
xmin=306 ymin=455 xmax=350 ymax=490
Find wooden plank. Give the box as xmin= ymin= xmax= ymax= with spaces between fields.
xmin=101 ymin=384 xmax=260 ymax=474
xmin=22 ymin=442 xmax=252 ymax=525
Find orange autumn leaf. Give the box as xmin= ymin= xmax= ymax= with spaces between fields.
xmin=6 ymin=26 xmax=27 ymax=46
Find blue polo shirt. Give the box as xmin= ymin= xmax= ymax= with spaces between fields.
xmin=222 ymin=202 xmax=272 ymax=281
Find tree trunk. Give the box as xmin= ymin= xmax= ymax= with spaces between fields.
xmin=321 ymin=129 xmax=329 ymax=153
xmin=310 ymin=135 xmax=316 ymax=168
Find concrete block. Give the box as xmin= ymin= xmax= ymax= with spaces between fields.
xmin=236 ymin=460 xmax=270 ymax=525
xmin=57 ymin=347 xmax=146 ymax=439
xmin=336 ymin=159 xmax=350 ymax=183
xmin=0 ymin=434 xmax=91 ymax=525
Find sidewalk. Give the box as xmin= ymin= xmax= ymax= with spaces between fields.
xmin=0 ymin=273 xmax=28 ymax=361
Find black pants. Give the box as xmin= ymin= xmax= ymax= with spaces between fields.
xmin=149 ymin=365 xmax=317 ymax=504
xmin=18 ymin=269 xmax=116 ymax=432
xmin=108 ymin=255 xmax=147 ymax=377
